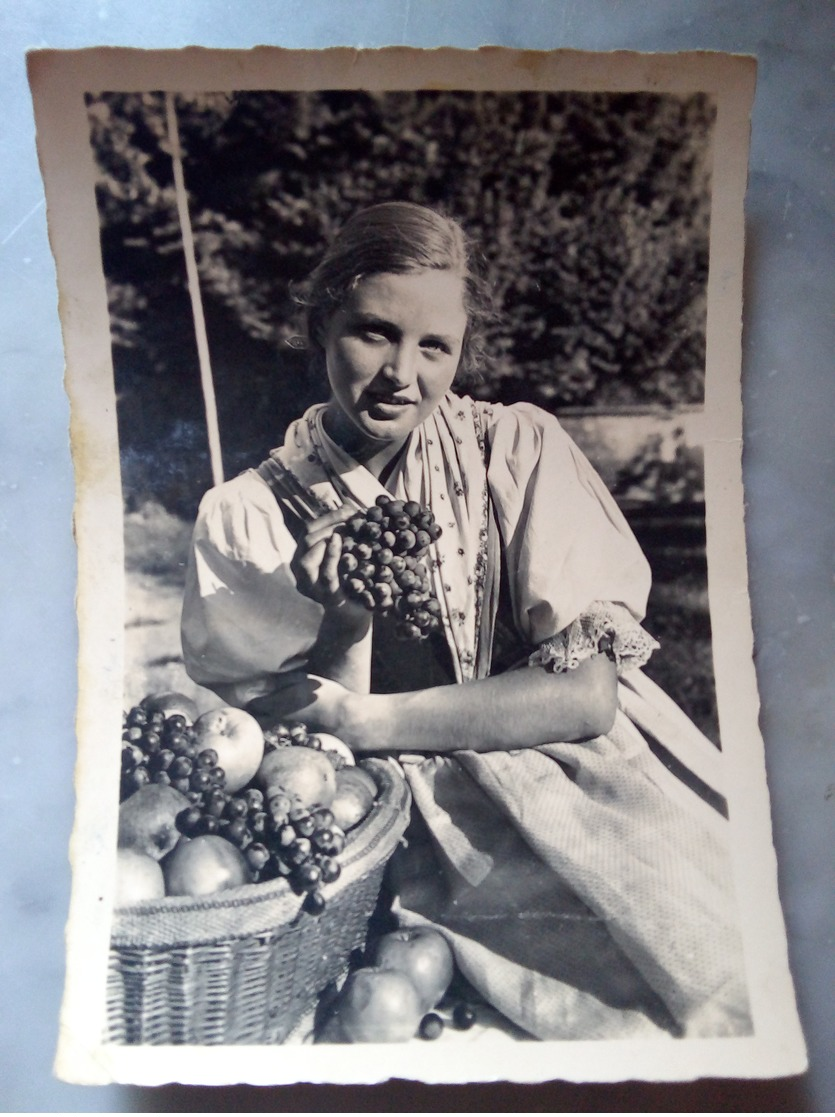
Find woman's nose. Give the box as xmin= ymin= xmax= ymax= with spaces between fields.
xmin=380 ymin=344 xmax=416 ymax=387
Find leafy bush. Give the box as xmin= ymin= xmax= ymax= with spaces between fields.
xmin=86 ymin=89 xmax=713 ymax=515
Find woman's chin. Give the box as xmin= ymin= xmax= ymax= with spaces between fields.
xmin=354 ymin=410 xmax=416 ymax=447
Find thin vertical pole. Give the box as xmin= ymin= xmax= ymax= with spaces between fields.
xmin=165 ymin=91 xmax=224 ymax=487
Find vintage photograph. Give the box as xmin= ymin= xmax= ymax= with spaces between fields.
xmin=30 ymin=47 xmax=805 ymax=1085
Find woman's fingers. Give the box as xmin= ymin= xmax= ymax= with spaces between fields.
xmin=292 ymin=528 xmax=345 ymax=603
xmin=319 ymin=532 xmax=343 ymax=592
xmin=302 ymin=507 xmax=353 ymax=548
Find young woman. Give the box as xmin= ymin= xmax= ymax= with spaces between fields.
xmin=181 ymin=202 xmax=751 ymax=1041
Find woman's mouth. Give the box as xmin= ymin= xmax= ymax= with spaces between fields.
xmin=366 ymin=393 xmax=415 ymax=413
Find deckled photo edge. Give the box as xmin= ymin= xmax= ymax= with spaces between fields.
xmin=27 ymin=45 xmax=806 ymax=1087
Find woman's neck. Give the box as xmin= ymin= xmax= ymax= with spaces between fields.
xmin=321 ymin=404 xmax=408 ymax=483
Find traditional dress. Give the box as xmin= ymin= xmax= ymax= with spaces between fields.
xmin=181 ymin=392 xmax=751 ymax=1041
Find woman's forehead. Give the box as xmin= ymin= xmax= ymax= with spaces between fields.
xmin=343 ymin=269 xmax=468 ymax=330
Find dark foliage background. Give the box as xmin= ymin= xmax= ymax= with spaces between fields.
xmin=86 ymin=88 xmax=719 ymax=744
xmin=86 ymin=89 xmax=714 ymax=517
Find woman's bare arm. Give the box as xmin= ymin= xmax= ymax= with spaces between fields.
xmin=248 ymin=652 xmax=618 ymax=754
xmin=289 ymin=510 xmax=373 ymax=693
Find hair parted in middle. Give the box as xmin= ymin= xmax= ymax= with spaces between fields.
xmin=298 ymin=201 xmax=495 ymax=383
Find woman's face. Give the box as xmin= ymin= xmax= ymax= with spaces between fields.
xmin=321 ymin=269 xmax=468 ymax=456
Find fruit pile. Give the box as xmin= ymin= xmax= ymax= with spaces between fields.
xmin=120 ymin=705 xmax=223 ymax=804
xmin=317 ymin=926 xmax=480 ymax=1044
xmin=117 ymin=693 xmax=374 ymax=916
xmin=336 ymin=496 xmax=443 ymax=640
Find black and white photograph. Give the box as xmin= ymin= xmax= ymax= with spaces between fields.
xmin=29 ymin=46 xmax=806 ymax=1086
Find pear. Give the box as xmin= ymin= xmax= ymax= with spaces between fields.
xmin=257 ymin=746 xmax=337 ymax=815
xmin=117 ymin=784 xmax=190 ymax=861
xmin=331 ymin=767 xmax=377 ymax=831
xmin=114 ymin=848 xmax=165 ymax=908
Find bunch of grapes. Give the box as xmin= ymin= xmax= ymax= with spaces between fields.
xmin=120 ymin=706 xmax=226 ymax=804
xmin=263 ymin=720 xmax=348 ymax=769
xmin=336 ymin=496 xmax=444 ymax=641
xmin=253 ymin=799 xmax=346 ymax=915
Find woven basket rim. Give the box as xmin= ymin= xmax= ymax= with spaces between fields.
xmin=109 ymin=756 xmax=410 ymax=949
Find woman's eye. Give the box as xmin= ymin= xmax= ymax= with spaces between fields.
xmin=421 ymin=339 xmax=451 ymax=356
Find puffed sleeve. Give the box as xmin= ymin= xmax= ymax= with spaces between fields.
xmin=486 ymin=403 xmax=656 ymax=665
xmin=180 ymin=470 xmax=324 ymax=707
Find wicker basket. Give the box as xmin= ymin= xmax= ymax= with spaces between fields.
xmin=106 ymin=758 xmax=411 ymax=1045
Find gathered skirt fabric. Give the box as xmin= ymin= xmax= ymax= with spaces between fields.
xmin=390 ymin=670 xmax=752 ymax=1042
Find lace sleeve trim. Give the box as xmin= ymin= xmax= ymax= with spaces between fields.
xmin=528 ymin=601 xmax=659 ymax=675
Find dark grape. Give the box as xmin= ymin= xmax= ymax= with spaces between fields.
xmin=312 ymin=827 xmax=336 ymax=853
xmin=166 ymin=730 xmax=188 ymax=753
xmin=289 ymin=808 xmax=315 ymax=837
xmin=209 ymin=766 xmax=226 ymax=787
xmin=126 ymin=706 xmax=148 ymax=729
xmin=242 ymin=788 xmax=264 ymax=812
xmin=452 ymin=1003 xmax=477 ymax=1030
xmin=293 ymin=862 xmax=321 ymax=892
xmin=165 ymin=714 xmax=188 ymax=733
xmin=196 ymin=814 xmax=220 ymax=836
xmin=314 ymin=828 xmax=345 ymax=856
xmin=177 ymin=806 xmax=204 ymax=836
xmin=287 ymin=837 xmax=312 ymax=865
xmin=224 ymin=797 xmax=249 ymax=821
xmin=246 ymin=843 xmax=270 ymax=873
xmin=224 ymin=819 xmax=253 ymax=849
xmin=128 ymin=766 xmax=150 ymax=792
xmin=141 ymin=729 xmax=162 ymax=754
xmin=318 ymin=855 xmax=341 ymax=884
xmin=419 ymin=1013 xmax=444 ymax=1040
xmin=311 ymin=808 xmax=334 ymax=830
xmin=122 ymin=743 xmax=144 ymax=771
xmin=151 ymin=770 xmax=172 ymax=786
xmin=196 ymin=748 xmax=218 ymax=769
xmin=304 ymin=890 xmax=326 ymax=916
xmin=189 ymin=769 xmax=212 ymax=793
xmin=148 ymin=748 xmax=175 ymax=773
xmin=204 ymin=789 xmax=228 ymax=817
xmin=169 ymin=755 xmax=193 ymax=780
xmin=123 ymin=726 xmax=143 ymax=742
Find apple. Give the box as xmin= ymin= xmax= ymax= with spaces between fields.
xmin=328 ymin=966 xmax=424 ymax=1043
xmin=114 ymin=847 xmax=165 ymax=907
xmin=311 ymin=732 xmax=355 ymax=767
xmin=141 ymin=690 xmax=199 ymax=724
xmin=192 ymin=706 xmax=265 ymax=793
xmin=162 ymin=834 xmax=252 ymax=897
xmin=371 ymin=927 xmax=455 ymax=1013
xmin=118 ymin=784 xmax=191 ymax=861
xmin=330 ymin=766 xmax=377 ymax=831
xmin=257 ymin=746 xmax=337 ymax=812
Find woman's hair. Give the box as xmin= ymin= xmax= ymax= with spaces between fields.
xmin=300 ymin=202 xmax=494 ymax=382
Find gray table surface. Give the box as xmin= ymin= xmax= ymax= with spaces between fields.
xmin=2 ymin=1 xmax=832 ymax=1110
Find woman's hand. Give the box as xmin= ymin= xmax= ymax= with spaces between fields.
xmin=290 ymin=508 xmax=373 ymax=693
xmin=248 ymin=671 xmax=353 ymax=737
xmin=291 ymin=508 xmax=370 ymax=636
